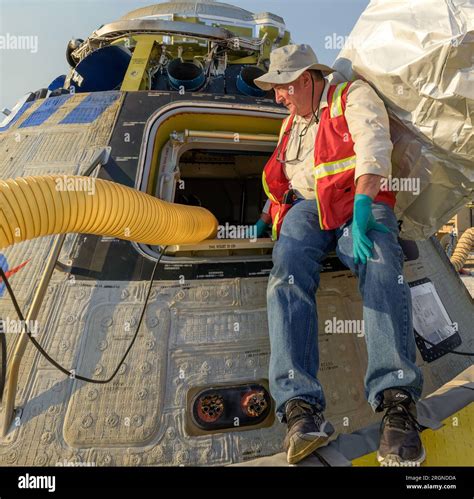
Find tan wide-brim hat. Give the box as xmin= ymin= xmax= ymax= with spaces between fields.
xmin=254 ymin=43 xmax=335 ymax=91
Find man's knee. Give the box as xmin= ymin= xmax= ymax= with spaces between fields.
xmin=270 ymin=240 xmax=324 ymax=297
xmin=370 ymin=228 xmax=404 ymax=264
xmin=271 ymin=239 xmax=300 ymax=276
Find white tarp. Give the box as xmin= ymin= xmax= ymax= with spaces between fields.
xmin=330 ymin=0 xmax=473 ymax=240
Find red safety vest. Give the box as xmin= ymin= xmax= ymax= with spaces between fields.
xmin=262 ymin=80 xmax=396 ymax=240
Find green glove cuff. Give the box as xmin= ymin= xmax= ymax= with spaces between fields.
xmin=354 ymin=193 xmax=373 ymax=209
xmin=255 ymin=218 xmax=271 ymax=237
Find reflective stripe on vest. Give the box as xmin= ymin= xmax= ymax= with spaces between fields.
xmin=330 ymin=82 xmax=349 ymax=118
xmin=272 ymin=209 xmax=280 ymax=240
xmin=265 ymin=116 xmax=291 ymax=240
xmin=314 ymin=154 xmax=356 ymax=180
xmin=263 ymin=163 xmax=282 ymax=240
xmin=262 ymin=170 xmax=277 ymax=203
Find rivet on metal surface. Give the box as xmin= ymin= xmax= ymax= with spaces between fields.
xmin=66 ymin=315 xmax=76 ymax=325
xmin=86 ymin=389 xmax=98 ymax=401
xmin=132 ymin=415 xmax=144 ymax=427
xmin=139 ymin=362 xmax=151 ymax=374
xmin=101 ymin=317 xmax=113 ymax=328
xmin=98 ymin=340 xmax=108 ymax=351
xmin=137 ymin=388 xmax=148 ymax=400
xmin=105 ymin=413 xmax=119 ymax=427
xmin=81 ymin=415 xmax=93 ymax=429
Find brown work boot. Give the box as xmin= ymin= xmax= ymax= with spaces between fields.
xmin=377 ymin=388 xmax=426 ymax=466
xmin=283 ymin=399 xmax=334 ymax=464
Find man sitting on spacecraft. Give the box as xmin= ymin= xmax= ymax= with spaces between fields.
xmin=251 ymin=43 xmax=425 ymax=466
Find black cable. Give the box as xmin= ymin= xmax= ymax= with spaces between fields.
xmin=0 ymin=245 xmax=168 ymax=383
xmin=416 ymin=333 xmax=474 ymax=357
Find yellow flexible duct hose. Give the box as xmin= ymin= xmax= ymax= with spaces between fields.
xmin=450 ymin=227 xmax=474 ymax=271
xmin=0 ymin=175 xmax=218 ymax=249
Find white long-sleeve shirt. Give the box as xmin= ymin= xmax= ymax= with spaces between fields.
xmin=263 ymin=78 xmax=393 ymax=213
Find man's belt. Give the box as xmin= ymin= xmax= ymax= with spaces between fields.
xmin=282 ymin=188 xmax=298 ymax=205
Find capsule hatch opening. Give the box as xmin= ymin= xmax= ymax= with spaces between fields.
xmin=156 ymin=131 xmax=278 ymax=258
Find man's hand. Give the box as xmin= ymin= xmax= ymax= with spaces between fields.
xmin=245 ymin=218 xmax=270 ymax=239
xmin=352 ymin=193 xmax=390 ymax=264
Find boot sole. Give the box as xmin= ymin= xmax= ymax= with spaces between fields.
xmin=287 ymin=433 xmax=330 ymax=465
xmin=377 ymin=445 xmax=426 ymax=467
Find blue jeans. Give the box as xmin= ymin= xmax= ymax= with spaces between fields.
xmin=267 ymin=198 xmax=423 ymax=423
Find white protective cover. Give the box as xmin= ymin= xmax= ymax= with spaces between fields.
xmin=331 ymin=0 xmax=473 ymax=239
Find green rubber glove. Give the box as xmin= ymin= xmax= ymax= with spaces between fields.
xmin=245 ymin=218 xmax=270 ymax=239
xmin=352 ymin=194 xmax=391 ymax=264
xmin=256 ymin=218 xmax=271 ymax=237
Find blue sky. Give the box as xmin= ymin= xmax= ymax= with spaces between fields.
xmin=0 ymin=0 xmax=369 ymax=110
